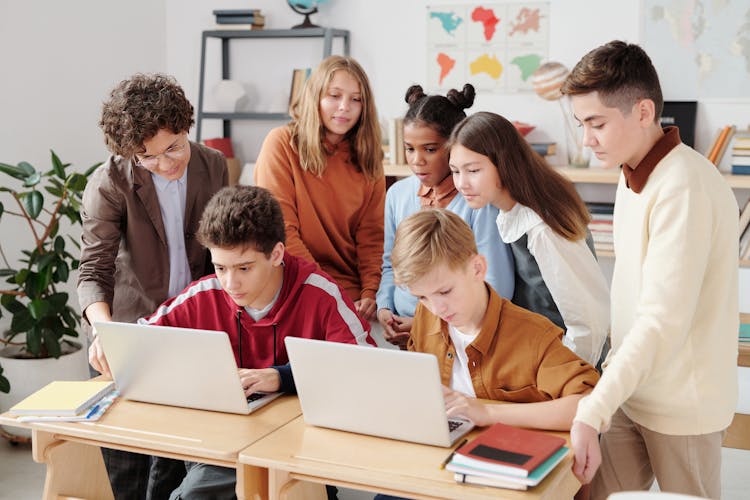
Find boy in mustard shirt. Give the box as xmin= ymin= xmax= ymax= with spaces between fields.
xmin=390 ymin=208 xmax=599 ymax=431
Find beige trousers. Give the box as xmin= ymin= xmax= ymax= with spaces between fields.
xmin=591 ymin=408 xmax=724 ymax=500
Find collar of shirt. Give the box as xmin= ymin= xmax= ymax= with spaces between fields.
xmin=495 ymin=202 xmax=543 ymax=243
xmin=417 ymin=174 xmax=458 ymax=208
xmin=622 ymin=126 xmax=681 ymax=194
xmin=150 ymin=165 xmax=189 ymax=192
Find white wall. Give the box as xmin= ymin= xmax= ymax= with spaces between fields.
xmin=0 ymin=0 xmax=167 ymax=328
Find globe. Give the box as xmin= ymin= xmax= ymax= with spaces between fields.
xmin=530 ymin=62 xmax=570 ymax=101
xmin=288 ymin=0 xmax=330 ymax=29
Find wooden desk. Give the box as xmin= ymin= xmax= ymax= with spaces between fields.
xmin=0 ymin=396 xmax=301 ymax=500
xmin=238 ymin=417 xmax=580 ymax=500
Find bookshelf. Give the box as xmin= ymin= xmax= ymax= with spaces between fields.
xmin=196 ymin=28 xmax=350 ymax=142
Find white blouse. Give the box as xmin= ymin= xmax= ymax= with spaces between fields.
xmin=496 ymin=203 xmax=610 ymax=365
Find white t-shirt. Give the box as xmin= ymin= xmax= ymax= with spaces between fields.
xmin=448 ymin=324 xmax=477 ymax=397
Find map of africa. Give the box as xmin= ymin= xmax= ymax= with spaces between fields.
xmin=427 ymin=3 xmax=549 ymax=92
xmin=643 ymin=0 xmax=750 ymax=98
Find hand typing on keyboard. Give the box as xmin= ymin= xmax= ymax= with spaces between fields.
xmin=238 ymin=368 xmax=281 ymax=396
xmin=443 ymin=385 xmax=489 ymax=426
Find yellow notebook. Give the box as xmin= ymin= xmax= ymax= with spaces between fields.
xmin=9 ymin=380 xmax=115 ymax=416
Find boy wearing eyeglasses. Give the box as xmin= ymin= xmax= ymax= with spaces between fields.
xmin=77 ymin=73 xmax=228 ymax=500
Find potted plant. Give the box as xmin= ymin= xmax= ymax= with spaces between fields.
xmin=0 ymin=151 xmax=100 ymax=399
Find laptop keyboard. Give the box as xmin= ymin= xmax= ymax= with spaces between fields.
xmin=448 ymin=419 xmax=465 ymax=432
xmin=246 ymin=393 xmax=265 ymax=403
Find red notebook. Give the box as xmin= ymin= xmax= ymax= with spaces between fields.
xmin=452 ymin=423 xmax=566 ymax=478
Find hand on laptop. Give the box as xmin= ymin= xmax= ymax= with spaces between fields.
xmin=238 ymin=368 xmax=280 ymax=395
xmin=443 ymin=385 xmax=490 ymax=426
xmin=88 ymin=334 xmax=112 ymax=378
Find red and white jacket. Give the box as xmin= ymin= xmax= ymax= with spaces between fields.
xmin=139 ymin=252 xmax=374 ymax=392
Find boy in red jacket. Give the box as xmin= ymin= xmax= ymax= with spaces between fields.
xmin=139 ymin=185 xmax=374 ymax=498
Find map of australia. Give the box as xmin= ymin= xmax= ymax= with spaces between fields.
xmin=470 ymin=54 xmax=503 ymax=79
xmin=471 ymin=7 xmax=500 ymax=41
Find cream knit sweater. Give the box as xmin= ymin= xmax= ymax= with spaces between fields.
xmin=575 ymin=144 xmax=738 ymax=435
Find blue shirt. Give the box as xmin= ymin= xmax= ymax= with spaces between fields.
xmin=376 ymin=175 xmax=515 ymax=317
xmin=151 ymin=168 xmax=191 ymax=298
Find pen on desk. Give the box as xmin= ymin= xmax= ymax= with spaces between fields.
xmin=440 ymin=438 xmax=468 ymax=470
xmin=85 ymin=404 xmax=100 ymax=419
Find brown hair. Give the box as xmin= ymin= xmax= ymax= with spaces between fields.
xmin=289 ymin=56 xmax=383 ymax=181
xmin=197 ymin=186 xmax=286 ymax=256
xmin=99 ymin=73 xmax=194 ymax=157
xmin=449 ymin=112 xmax=589 ymax=241
xmin=561 ymin=40 xmax=664 ymax=122
xmin=391 ymin=208 xmax=477 ymax=287
xmin=403 ymin=83 xmax=475 ymax=139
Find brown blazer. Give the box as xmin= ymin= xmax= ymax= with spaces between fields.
xmin=77 ymin=142 xmax=227 ymax=335
xmin=408 ymin=285 xmax=600 ymax=402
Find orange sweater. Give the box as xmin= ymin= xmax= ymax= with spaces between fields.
xmin=255 ymin=126 xmax=385 ymax=302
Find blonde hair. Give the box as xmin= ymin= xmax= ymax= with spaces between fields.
xmin=392 ymin=209 xmax=477 ymax=287
xmin=288 ymin=55 xmax=383 ymax=181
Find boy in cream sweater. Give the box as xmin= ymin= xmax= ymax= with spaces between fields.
xmin=562 ymin=40 xmax=738 ymax=499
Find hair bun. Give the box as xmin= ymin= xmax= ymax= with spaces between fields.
xmin=405 ymin=85 xmax=427 ymax=105
xmin=446 ymin=84 xmax=476 ymax=110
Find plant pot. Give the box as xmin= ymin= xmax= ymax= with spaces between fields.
xmin=0 ymin=341 xmax=89 ymax=438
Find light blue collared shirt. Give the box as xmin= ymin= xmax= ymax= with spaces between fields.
xmin=151 ymin=168 xmax=191 ymax=298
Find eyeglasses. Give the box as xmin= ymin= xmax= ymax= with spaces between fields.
xmin=135 ymin=140 xmax=188 ymax=169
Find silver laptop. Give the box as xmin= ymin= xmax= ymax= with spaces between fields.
xmin=285 ymin=337 xmax=474 ymax=447
xmin=94 ymin=321 xmax=282 ymax=414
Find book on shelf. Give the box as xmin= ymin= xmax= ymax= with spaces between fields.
xmin=388 ymin=118 xmax=405 ymax=165
xmin=288 ymin=68 xmax=311 ymax=115
xmin=732 ymin=165 xmax=750 ymax=175
xmin=740 ymin=323 xmax=750 ymax=342
xmin=707 ymin=125 xmax=735 ymax=166
xmin=9 ymin=380 xmax=115 ymax=416
xmin=216 ymin=16 xmax=263 ymax=24
xmin=213 ymin=9 xmax=263 ymax=17
xmin=204 ymin=137 xmax=235 ymax=158
xmin=586 ymin=201 xmax=614 ymax=215
xmin=449 ymin=446 xmax=570 ymax=489
xmin=529 ymin=142 xmax=556 ymax=157
xmin=449 ymin=422 xmax=566 ymax=478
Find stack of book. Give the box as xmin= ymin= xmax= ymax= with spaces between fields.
xmin=213 ymin=9 xmax=265 ymax=30
xmin=740 ymin=323 xmax=750 ymax=344
xmin=706 ymin=124 xmax=735 ymax=167
xmin=446 ymin=423 xmax=569 ymax=491
xmin=289 ymin=68 xmax=311 ymax=115
xmin=738 ymin=198 xmax=750 ymax=260
xmin=388 ymin=118 xmax=406 ymax=165
xmin=587 ymin=202 xmax=615 ymax=254
xmin=731 ymin=132 xmax=750 ymax=175
xmin=8 ymin=380 xmax=117 ymax=423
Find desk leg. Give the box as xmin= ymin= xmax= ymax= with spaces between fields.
xmin=32 ymin=430 xmax=114 ymax=500
xmin=236 ymin=463 xmax=268 ymax=500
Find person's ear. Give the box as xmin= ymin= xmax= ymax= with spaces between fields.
xmin=637 ymin=99 xmax=656 ymax=128
xmin=470 ymin=254 xmax=487 ymax=282
xmin=270 ymin=242 xmax=285 ymax=266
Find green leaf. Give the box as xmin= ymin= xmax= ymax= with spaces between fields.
xmin=54 ymin=235 xmax=65 ymax=254
xmin=67 ymin=173 xmax=87 ymax=192
xmin=49 ymin=220 xmax=59 ymax=238
xmin=53 ymin=261 xmax=69 ymax=282
xmin=43 ymin=329 xmax=62 ymax=358
xmin=0 ymin=371 xmax=9 ymax=394
xmin=23 ymin=190 xmax=43 ymax=219
xmin=10 ymin=308 xmax=34 ymax=334
xmin=14 ymin=268 xmax=28 ymax=285
xmin=23 ymin=171 xmax=42 ymax=187
xmin=0 ymin=201 xmax=3 ymax=220
xmin=23 ymin=271 xmax=47 ymax=299
xmin=51 ymin=150 xmax=66 ymax=179
xmin=25 ymin=325 xmax=41 ymax=355
xmin=44 ymin=186 xmax=64 ymax=197
xmin=28 ymin=299 xmax=50 ymax=320
xmin=18 ymin=161 xmax=35 ymax=176
xmin=0 ymin=294 xmax=24 ymax=314
xmin=0 ymin=162 xmax=27 ymax=181
xmin=36 ymin=252 xmax=56 ymax=272
xmin=0 ymin=268 xmax=15 ymax=277
xmin=47 ymin=292 xmax=68 ymax=311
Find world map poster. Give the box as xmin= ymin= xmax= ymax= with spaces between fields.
xmin=427 ymin=2 xmax=550 ymax=92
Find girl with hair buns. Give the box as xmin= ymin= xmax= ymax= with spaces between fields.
xmin=448 ymin=111 xmax=609 ymax=365
xmin=255 ymin=56 xmax=385 ymax=322
xmin=376 ymin=84 xmax=514 ymax=348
